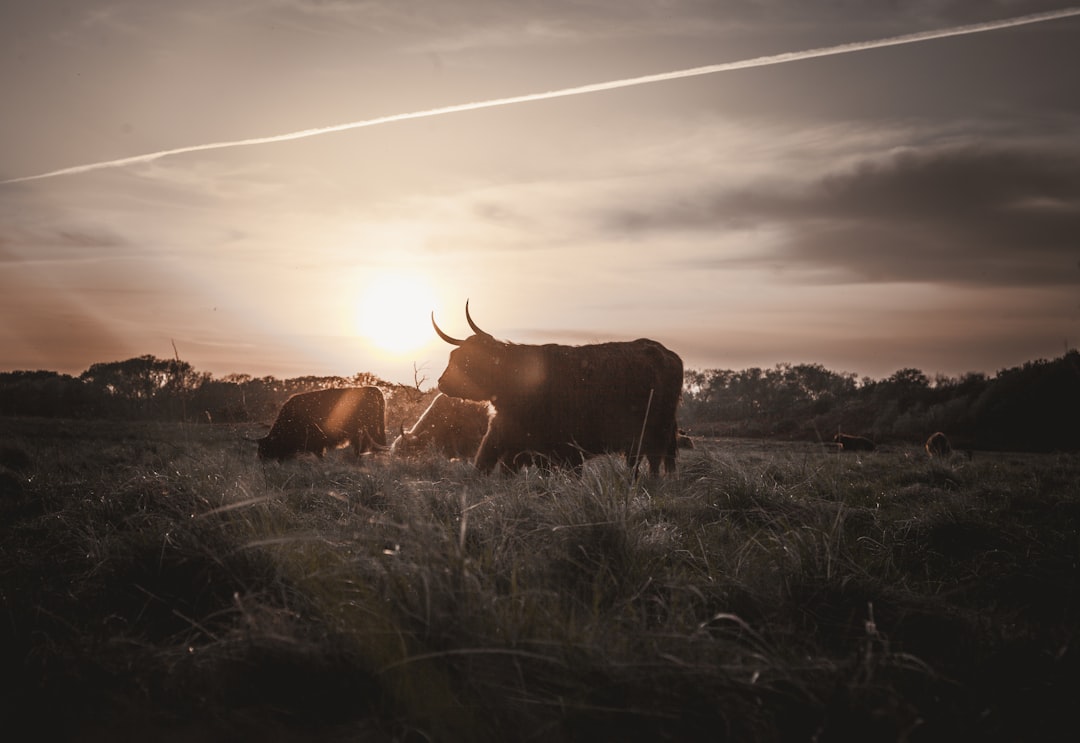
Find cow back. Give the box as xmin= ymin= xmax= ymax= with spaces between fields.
xmin=483 ymin=338 xmax=682 ymax=470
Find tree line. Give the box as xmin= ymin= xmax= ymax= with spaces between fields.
xmin=680 ymin=351 xmax=1080 ymax=452
xmin=1 ymin=351 xmax=1077 ymax=452
xmin=0 ymin=355 xmax=429 ymax=431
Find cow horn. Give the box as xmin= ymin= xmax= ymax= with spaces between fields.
xmin=465 ymin=299 xmax=489 ymax=337
xmin=432 ymin=311 xmax=464 ymax=345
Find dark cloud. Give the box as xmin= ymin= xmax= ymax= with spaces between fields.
xmin=610 ymin=142 xmax=1080 ymax=286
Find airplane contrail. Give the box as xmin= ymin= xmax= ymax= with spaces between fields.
xmin=4 ymin=6 xmax=1078 ymax=186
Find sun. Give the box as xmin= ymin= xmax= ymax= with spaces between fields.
xmin=354 ymin=271 xmax=439 ymax=355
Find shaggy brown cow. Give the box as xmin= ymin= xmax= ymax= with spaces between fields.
xmin=834 ymin=433 xmax=876 ymax=452
xmin=390 ymin=393 xmax=492 ymax=459
xmin=257 ymin=386 xmax=386 ymax=461
xmin=432 ymin=302 xmax=683 ymax=475
xmin=925 ymin=431 xmax=953 ymax=458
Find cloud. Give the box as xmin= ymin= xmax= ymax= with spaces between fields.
xmin=768 ymin=144 xmax=1080 ymax=286
xmin=607 ymin=141 xmax=1080 ymax=287
xmin=8 ymin=4 xmax=1077 ymax=186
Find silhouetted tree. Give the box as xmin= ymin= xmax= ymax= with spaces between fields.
xmin=3 ymin=351 xmax=1077 ymax=451
xmin=970 ymin=351 xmax=1080 ymax=451
xmin=77 ymin=355 xmax=204 ymax=418
xmin=0 ymin=371 xmax=97 ymax=417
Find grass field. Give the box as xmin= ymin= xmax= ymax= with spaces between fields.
xmin=2 ymin=416 xmax=1078 ymax=741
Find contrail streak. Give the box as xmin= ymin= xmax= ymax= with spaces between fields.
xmin=4 ymin=7 xmax=1078 ymax=186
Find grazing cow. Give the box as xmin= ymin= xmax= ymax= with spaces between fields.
xmin=925 ymin=431 xmax=953 ymax=458
xmin=432 ymin=302 xmax=683 ymax=474
xmin=391 ymin=393 xmax=492 ymax=459
xmin=677 ymin=429 xmax=695 ymax=450
xmin=834 ymin=433 xmax=876 ymax=452
xmin=257 ymin=387 xmax=386 ymax=461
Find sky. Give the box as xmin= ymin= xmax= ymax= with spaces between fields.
xmin=2 ymin=1 xmax=1079 ymax=387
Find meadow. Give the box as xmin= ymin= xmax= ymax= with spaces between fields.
xmin=2 ymin=416 xmax=1078 ymax=741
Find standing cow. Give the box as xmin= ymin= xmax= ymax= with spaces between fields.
xmin=432 ymin=302 xmax=683 ymax=475
xmin=391 ymin=393 xmax=492 ymax=459
xmin=257 ymin=387 xmax=386 ymax=461
xmin=834 ymin=433 xmax=876 ymax=452
xmin=925 ymin=431 xmax=952 ymax=458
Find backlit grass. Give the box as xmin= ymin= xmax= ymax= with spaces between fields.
xmin=2 ymin=417 xmax=1077 ymax=741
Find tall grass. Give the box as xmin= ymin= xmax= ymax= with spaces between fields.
xmin=2 ymin=418 xmax=1078 ymax=741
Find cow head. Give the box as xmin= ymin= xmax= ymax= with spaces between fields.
xmin=432 ymin=302 xmax=544 ymax=403
xmin=390 ymin=423 xmax=420 ymax=456
xmin=256 ymin=435 xmax=279 ymax=460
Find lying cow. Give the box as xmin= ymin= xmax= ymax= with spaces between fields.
xmin=834 ymin=433 xmax=876 ymax=452
xmin=257 ymin=386 xmax=386 ymax=461
xmin=390 ymin=393 xmax=492 ymax=459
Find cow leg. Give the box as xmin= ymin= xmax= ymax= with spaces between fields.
xmin=475 ymin=422 xmax=521 ymax=474
xmin=639 ymin=455 xmax=656 ymax=479
xmin=636 ymin=451 xmax=663 ymax=477
xmin=662 ymin=433 xmax=678 ymax=474
xmin=474 ymin=438 xmax=503 ymax=473
xmin=633 ymin=437 xmax=671 ymax=476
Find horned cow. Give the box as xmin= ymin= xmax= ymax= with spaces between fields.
xmin=391 ymin=393 xmax=492 ymax=460
xmin=257 ymin=386 xmax=386 ymax=461
xmin=432 ymin=302 xmax=683 ymax=475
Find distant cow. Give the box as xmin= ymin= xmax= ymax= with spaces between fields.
xmin=834 ymin=433 xmax=876 ymax=452
xmin=391 ymin=393 xmax=492 ymax=459
xmin=257 ymin=387 xmax=386 ymax=461
xmin=677 ymin=429 xmax=695 ymax=450
xmin=925 ymin=431 xmax=952 ymax=458
xmin=432 ymin=302 xmax=683 ymax=474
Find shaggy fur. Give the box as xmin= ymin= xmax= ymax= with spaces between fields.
xmin=391 ymin=393 xmax=491 ymax=459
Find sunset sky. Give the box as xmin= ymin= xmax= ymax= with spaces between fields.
xmin=3 ymin=1 xmax=1079 ymax=386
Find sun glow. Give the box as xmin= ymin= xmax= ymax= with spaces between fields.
xmin=354 ymin=271 xmax=439 ymax=356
